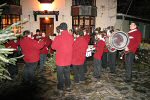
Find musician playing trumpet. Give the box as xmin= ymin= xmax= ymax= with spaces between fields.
xmin=124 ymin=22 xmax=142 ymax=83
xmin=103 ymin=26 xmax=117 ymax=73
xmin=92 ymin=31 xmax=106 ymax=81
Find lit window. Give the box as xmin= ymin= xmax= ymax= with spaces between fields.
xmin=0 ymin=15 xmax=20 ymax=29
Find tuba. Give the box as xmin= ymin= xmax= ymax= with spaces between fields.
xmin=105 ymin=31 xmax=130 ymax=52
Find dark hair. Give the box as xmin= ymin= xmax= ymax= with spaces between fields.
xmin=78 ymin=31 xmax=84 ymax=36
xmin=101 ymin=31 xmax=106 ymax=38
xmin=107 ymin=26 xmax=114 ymax=33
xmin=36 ymin=29 xmax=40 ymax=33
xmin=131 ymin=22 xmax=139 ymax=28
xmin=23 ymin=30 xmax=31 ymax=36
xmin=69 ymin=29 xmax=73 ymax=32
xmin=94 ymin=27 xmax=101 ymax=34
xmin=58 ymin=22 xmax=68 ymax=30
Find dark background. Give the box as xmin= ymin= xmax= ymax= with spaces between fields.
xmin=117 ymin=0 xmax=150 ymax=20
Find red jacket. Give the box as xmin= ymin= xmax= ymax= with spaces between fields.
xmin=33 ymin=34 xmax=41 ymax=41
xmin=20 ymin=37 xmax=45 ymax=63
xmin=52 ymin=30 xmax=74 ymax=66
xmin=94 ymin=40 xmax=105 ymax=60
xmin=103 ymin=46 xmax=109 ymax=53
xmin=5 ymin=40 xmax=19 ymax=52
xmin=72 ymin=36 xmax=88 ymax=65
xmin=40 ymin=37 xmax=52 ymax=54
xmin=103 ymin=36 xmax=109 ymax=53
xmin=84 ymin=34 xmax=90 ymax=44
xmin=128 ymin=29 xmax=142 ymax=53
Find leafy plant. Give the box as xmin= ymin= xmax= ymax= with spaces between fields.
xmin=45 ymin=53 xmax=56 ymax=72
xmin=0 ymin=3 xmax=28 ymax=81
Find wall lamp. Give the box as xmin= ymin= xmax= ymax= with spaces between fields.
xmin=33 ymin=10 xmax=59 ymax=21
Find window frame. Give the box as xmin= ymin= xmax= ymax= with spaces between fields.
xmin=0 ymin=14 xmax=20 ymax=29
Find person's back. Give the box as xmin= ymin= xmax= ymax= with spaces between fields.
xmin=72 ymin=36 xmax=88 ymax=65
xmin=51 ymin=22 xmax=74 ymax=91
xmin=20 ymin=33 xmax=44 ymax=63
xmin=20 ymin=30 xmax=45 ymax=84
xmin=52 ymin=30 xmax=74 ymax=66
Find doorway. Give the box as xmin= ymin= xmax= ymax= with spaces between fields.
xmin=40 ymin=18 xmax=54 ymax=36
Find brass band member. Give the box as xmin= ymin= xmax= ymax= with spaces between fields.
xmin=124 ymin=22 xmax=142 ymax=83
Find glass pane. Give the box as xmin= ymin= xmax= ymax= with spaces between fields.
xmin=8 ymin=19 xmax=11 ymax=24
xmin=0 ymin=15 xmax=21 ymax=30
xmin=16 ymin=18 xmax=20 ymax=21
xmin=91 ymin=17 xmax=95 ymax=25
xmin=13 ymin=18 xmax=16 ymax=23
xmin=80 ymin=19 xmax=83 ymax=25
xmin=79 ymin=16 xmax=84 ymax=25
xmin=73 ymin=16 xmax=78 ymax=25
xmin=75 ymin=19 xmax=78 ymax=25
xmin=2 ymin=19 xmax=6 ymax=25
xmin=85 ymin=19 xmax=89 ymax=25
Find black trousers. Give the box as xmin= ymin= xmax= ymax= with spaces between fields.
xmin=73 ymin=65 xmax=85 ymax=83
xmin=102 ymin=52 xmax=109 ymax=69
xmin=108 ymin=52 xmax=117 ymax=73
xmin=93 ymin=58 xmax=102 ymax=78
xmin=57 ymin=66 xmax=71 ymax=90
xmin=24 ymin=62 xmax=38 ymax=82
xmin=125 ymin=52 xmax=135 ymax=81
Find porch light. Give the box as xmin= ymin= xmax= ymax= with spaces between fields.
xmin=40 ymin=3 xmax=54 ymax=11
xmin=38 ymin=0 xmax=54 ymax=3
xmin=45 ymin=17 xmax=49 ymax=20
xmin=33 ymin=11 xmax=59 ymax=21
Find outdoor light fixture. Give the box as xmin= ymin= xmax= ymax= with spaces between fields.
xmin=40 ymin=3 xmax=54 ymax=11
xmin=44 ymin=10 xmax=48 ymax=13
xmin=33 ymin=11 xmax=59 ymax=21
xmin=38 ymin=0 xmax=54 ymax=3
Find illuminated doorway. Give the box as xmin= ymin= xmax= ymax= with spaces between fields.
xmin=40 ymin=17 xmax=54 ymax=36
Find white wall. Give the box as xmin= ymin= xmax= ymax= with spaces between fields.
xmin=115 ymin=19 xmax=130 ymax=33
xmin=20 ymin=0 xmax=117 ymax=33
xmin=96 ymin=0 xmax=117 ymax=29
xmin=21 ymin=0 xmax=71 ymax=34
xmin=115 ymin=19 xmax=150 ymax=39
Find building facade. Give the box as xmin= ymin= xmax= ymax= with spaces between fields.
xmin=20 ymin=0 xmax=117 ymax=35
xmin=115 ymin=13 xmax=150 ymax=39
xmin=1 ymin=0 xmax=149 ymax=39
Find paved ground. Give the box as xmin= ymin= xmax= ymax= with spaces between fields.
xmin=0 ymin=60 xmax=150 ymax=100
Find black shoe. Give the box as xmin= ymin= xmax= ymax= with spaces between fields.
xmin=110 ymin=71 xmax=116 ymax=74
xmin=57 ymin=87 xmax=64 ymax=91
xmin=21 ymin=80 xmax=34 ymax=86
xmin=124 ymin=79 xmax=132 ymax=83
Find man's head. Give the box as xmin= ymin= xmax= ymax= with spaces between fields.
xmin=106 ymin=26 xmax=114 ymax=33
xmin=78 ymin=30 xmax=84 ymax=37
xmin=23 ymin=30 xmax=31 ymax=37
xmin=96 ymin=31 xmax=106 ymax=41
xmin=41 ymin=32 xmax=46 ymax=37
xmin=94 ymin=27 xmax=101 ymax=34
xmin=36 ymin=29 xmax=40 ymax=35
xmin=130 ymin=22 xmax=137 ymax=30
xmin=58 ymin=22 xmax=68 ymax=31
